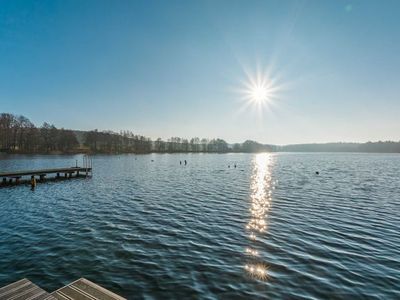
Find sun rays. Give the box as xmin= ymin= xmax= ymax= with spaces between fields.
xmin=235 ymin=63 xmax=284 ymax=118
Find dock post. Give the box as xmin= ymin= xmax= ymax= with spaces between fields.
xmin=77 ymin=171 xmax=80 ymax=177
xmin=9 ymin=178 xmax=12 ymax=184
xmin=15 ymin=177 xmax=20 ymax=184
xmin=84 ymin=155 xmax=87 ymax=177
xmin=31 ymin=176 xmax=36 ymax=189
xmin=2 ymin=178 xmax=6 ymax=185
xmin=56 ymin=173 xmax=60 ymax=178
xmin=64 ymin=173 xmax=67 ymax=178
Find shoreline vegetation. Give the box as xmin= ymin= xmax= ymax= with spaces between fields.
xmin=1 ymin=113 xmax=400 ymax=155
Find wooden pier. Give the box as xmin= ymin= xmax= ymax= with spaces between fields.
xmin=0 ymin=278 xmax=126 ymax=300
xmin=0 ymin=278 xmax=55 ymax=300
xmin=0 ymin=167 xmax=92 ymax=187
xmin=0 ymin=156 xmax=93 ymax=187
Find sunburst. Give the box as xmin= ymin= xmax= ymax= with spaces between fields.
xmin=236 ymin=64 xmax=283 ymax=115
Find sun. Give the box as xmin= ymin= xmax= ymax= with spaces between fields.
xmin=236 ymin=65 xmax=282 ymax=115
xmin=243 ymin=76 xmax=275 ymax=109
xmin=250 ymin=84 xmax=271 ymax=103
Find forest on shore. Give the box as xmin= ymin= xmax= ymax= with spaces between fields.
xmin=1 ymin=113 xmax=399 ymax=154
xmin=0 ymin=113 xmax=270 ymax=154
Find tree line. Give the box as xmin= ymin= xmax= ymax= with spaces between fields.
xmin=83 ymin=130 xmax=273 ymax=153
xmin=0 ymin=113 xmax=270 ymax=154
xmin=84 ymin=131 xmax=237 ymax=153
xmin=277 ymin=142 xmax=400 ymax=153
xmin=1 ymin=113 xmax=399 ymax=154
xmin=0 ymin=113 xmax=79 ymax=153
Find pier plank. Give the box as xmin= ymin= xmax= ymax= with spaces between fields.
xmin=0 ymin=279 xmax=56 ymax=300
xmin=51 ymin=279 xmax=125 ymax=300
xmin=0 ymin=278 xmax=123 ymax=300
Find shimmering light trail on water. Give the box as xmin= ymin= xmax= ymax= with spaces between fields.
xmin=0 ymin=153 xmax=400 ymax=299
xmin=245 ymin=153 xmax=274 ymax=280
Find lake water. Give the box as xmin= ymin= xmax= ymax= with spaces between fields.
xmin=0 ymin=153 xmax=399 ymax=299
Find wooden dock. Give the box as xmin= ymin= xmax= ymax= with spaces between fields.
xmin=0 ymin=278 xmax=55 ymax=300
xmin=0 ymin=278 xmax=125 ymax=300
xmin=0 ymin=167 xmax=92 ymax=181
xmin=1 ymin=156 xmax=93 ymax=187
xmin=51 ymin=278 xmax=125 ymax=300
xmin=0 ymin=167 xmax=92 ymax=186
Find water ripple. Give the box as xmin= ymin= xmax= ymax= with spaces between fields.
xmin=1 ymin=153 xmax=400 ymax=299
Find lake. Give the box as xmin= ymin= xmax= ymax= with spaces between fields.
xmin=0 ymin=153 xmax=399 ymax=299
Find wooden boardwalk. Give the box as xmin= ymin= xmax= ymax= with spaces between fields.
xmin=0 ymin=278 xmax=56 ymax=300
xmin=0 ymin=278 xmax=125 ymax=300
xmin=51 ymin=278 xmax=125 ymax=300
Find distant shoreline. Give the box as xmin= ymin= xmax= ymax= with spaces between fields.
xmin=1 ymin=113 xmax=400 ymax=155
xmin=1 ymin=149 xmax=399 ymax=155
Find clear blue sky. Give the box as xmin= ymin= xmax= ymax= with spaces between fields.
xmin=1 ymin=0 xmax=399 ymax=144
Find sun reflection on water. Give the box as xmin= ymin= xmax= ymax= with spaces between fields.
xmin=245 ymin=153 xmax=274 ymax=280
xmin=244 ymin=263 xmax=269 ymax=280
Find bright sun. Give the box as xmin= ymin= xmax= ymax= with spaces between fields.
xmin=251 ymin=84 xmax=270 ymax=103
xmin=236 ymin=64 xmax=284 ymax=116
xmin=238 ymin=66 xmax=279 ymax=113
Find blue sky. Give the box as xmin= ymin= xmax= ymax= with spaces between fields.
xmin=0 ymin=0 xmax=399 ymax=144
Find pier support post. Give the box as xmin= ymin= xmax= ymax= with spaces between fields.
xmin=77 ymin=171 xmax=80 ymax=177
xmin=30 ymin=176 xmax=36 ymax=189
xmin=2 ymin=178 xmax=6 ymax=185
xmin=64 ymin=173 xmax=67 ymax=178
xmin=15 ymin=177 xmax=20 ymax=184
xmin=56 ymin=173 xmax=60 ymax=178
xmin=39 ymin=174 xmax=46 ymax=182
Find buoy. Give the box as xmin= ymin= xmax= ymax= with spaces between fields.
xmin=315 ymin=171 xmax=319 ymax=175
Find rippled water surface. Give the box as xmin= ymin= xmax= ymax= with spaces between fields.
xmin=1 ymin=153 xmax=399 ymax=299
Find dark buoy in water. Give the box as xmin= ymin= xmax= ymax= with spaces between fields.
xmin=184 ymin=160 xmax=187 ymax=165
xmin=151 ymin=159 xmax=154 ymax=162
xmin=180 ymin=161 xmax=182 ymax=165
xmin=315 ymin=171 xmax=319 ymax=175
xmin=228 ymin=165 xmax=230 ymax=168
xmin=234 ymin=164 xmax=237 ymax=168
